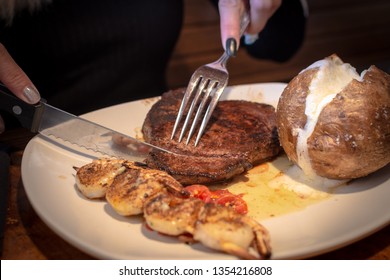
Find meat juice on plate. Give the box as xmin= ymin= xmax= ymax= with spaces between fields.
xmin=210 ymin=155 xmax=333 ymax=221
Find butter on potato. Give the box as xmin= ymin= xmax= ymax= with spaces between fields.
xmin=276 ymin=54 xmax=390 ymax=180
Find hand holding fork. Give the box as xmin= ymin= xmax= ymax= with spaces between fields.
xmin=171 ymin=10 xmax=250 ymax=146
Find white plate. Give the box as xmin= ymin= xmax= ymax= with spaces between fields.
xmin=21 ymin=83 xmax=390 ymax=259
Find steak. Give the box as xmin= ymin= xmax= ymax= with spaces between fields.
xmin=142 ymin=88 xmax=281 ymax=185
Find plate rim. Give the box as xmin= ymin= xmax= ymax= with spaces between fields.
xmin=21 ymin=82 xmax=390 ymax=260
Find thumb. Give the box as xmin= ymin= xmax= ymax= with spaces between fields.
xmin=218 ymin=0 xmax=244 ymax=53
xmin=0 ymin=43 xmax=40 ymax=104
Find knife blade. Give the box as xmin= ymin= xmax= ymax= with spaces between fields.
xmin=0 ymin=83 xmax=171 ymax=161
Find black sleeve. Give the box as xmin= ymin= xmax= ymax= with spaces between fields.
xmin=209 ymin=0 xmax=307 ymax=62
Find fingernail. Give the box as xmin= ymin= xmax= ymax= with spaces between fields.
xmin=23 ymin=86 xmax=40 ymax=104
xmin=244 ymin=33 xmax=259 ymax=45
xmin=226 ymin=38 xmax=237 ymax=57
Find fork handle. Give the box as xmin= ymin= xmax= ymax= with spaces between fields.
xmin=220 ymin=10 xmax=250 ymax=65
xmin=239 ymin=9 xmax=250 ymax=37
xmin=216 ymin=52 xmax=230 ymax=68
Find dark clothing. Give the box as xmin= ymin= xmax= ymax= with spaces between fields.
xmin=1 ymin=0 xmax=184 ymax=115
xmin=0 ymin=0 xmax=306 ymax=115
xmin=243 ymin=0 xmax=307 ymax=62
xmin=209 ymin=0 xmax=307 ymax=62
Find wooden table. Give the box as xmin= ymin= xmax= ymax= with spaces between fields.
xmin=1 ymin=128 xmax=389 ymax=260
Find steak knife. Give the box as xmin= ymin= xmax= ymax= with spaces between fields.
xmin=0 ymin=83 xmax=171 ymax=161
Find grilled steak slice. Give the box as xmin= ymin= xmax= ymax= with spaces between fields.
xmin=142 ymin=88 xmax=281 ymax=185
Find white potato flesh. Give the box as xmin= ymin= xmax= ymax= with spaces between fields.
xmin=296 ymin=56 xmax=363 ymax=179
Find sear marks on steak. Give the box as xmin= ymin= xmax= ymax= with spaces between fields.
xmin=142 ymin=88 xmax=281 ymax=185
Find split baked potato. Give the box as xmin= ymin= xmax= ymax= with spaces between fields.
xmin=276 ymin=54 xmax=390 ymax=179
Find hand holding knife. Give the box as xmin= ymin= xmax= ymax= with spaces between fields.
xmin=0 ymin=83 xmax=171 ymax=162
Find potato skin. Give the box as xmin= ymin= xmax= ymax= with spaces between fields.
xmin=276 ymin=68 xmax=316 ymax=164
xmin=277 ymin=64 xmax=390 ymax=179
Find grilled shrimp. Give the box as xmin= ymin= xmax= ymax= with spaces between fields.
xmin=105 ymin=161 xmax=188 ymax=216
xmin=144 ymin=192 xmax=272 ymax=260
xmin=144 ymin=191 xmax=203 ymax=236
xmin=194 ymin=203 xmax=271 ymax=260
xmin=75 ymin=158 xmax=272 ymax=259
xmin=74 ymin=158 xmax=127 ymax=199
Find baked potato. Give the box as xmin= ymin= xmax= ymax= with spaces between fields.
xmin=276 ymin=54 xmax=390 ymax=179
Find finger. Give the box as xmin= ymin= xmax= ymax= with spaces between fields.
xmin=218 ymin=0 xmax=244 ymax=53
xmin=246 ymin=0 xmax=281 ymax=34
xmin=0 ymin=43 xmax=40 ymax=104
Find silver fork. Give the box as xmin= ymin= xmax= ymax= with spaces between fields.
xmin=171 ymin=10 xmax=250 ymax=146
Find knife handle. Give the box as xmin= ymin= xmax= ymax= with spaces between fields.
xmin=0 ymin=83 xmax=45 ymax=133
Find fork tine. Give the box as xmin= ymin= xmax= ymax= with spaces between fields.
xmin=185 ymin=80 xmax=217 ymax=144
xmin=171 ymin=75 xmax=202 ymax=140
xmin=178 ymin=78 xmax=208 ymax=142
xmin=194 ymin=82 xmax=227 ymax=146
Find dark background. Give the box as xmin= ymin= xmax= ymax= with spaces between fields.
xmin=167 ymin=0 xmax=390 ymax=88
